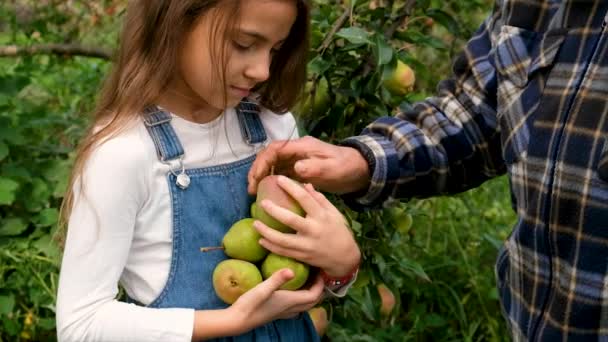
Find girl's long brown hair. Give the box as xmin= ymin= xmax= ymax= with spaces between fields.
xmin=59 ymin=0 xmax=310 ymax=234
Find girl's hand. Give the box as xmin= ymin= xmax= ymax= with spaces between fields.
xmin=253 ymin=175 xmax=361 ymax=278
xmin=228 ymin=269 xmax=325 ymax=334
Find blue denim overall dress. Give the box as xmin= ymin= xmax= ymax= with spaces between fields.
xmin=140 ymin=101 xmax=319 ymax=341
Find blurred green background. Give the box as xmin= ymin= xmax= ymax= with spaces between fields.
xmin=0 ymin=1 xmax=515 ymax=341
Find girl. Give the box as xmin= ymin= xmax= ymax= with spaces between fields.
xmin=56 ymin=1 xmax=361 ymax=341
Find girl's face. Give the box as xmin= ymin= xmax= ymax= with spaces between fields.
xmin=174 ymin=0 xmax=298 ymax=119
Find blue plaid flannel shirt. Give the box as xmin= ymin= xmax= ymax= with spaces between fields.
xmin=343 ymin=1 xmax=608 ymax=340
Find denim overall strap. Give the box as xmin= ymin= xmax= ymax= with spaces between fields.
xmin=142 ymin=106 xmax=185 ymax=162
xmin=137 ymin=103 xmax=318 ymax=341
xmin=236 ymin=99 xmax=267 ymax=145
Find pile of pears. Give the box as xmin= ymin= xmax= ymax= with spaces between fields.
xmin=206 ymin=175 xmax=311 ymax=305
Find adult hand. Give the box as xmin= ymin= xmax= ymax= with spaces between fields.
xmin=248 ymin=136 xmax=371 ymax=195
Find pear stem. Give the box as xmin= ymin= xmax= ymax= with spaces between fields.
xmin=200 ymin=246 xmax=225 ymax=252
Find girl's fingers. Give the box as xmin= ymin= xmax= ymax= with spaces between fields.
xmin=277 ymin=313 xmax=301 ymax=320
xmin=275 ymin=276 xmax=325 ymax=319
xmin=254 ymin=220 xmax=303 ymax=250
xmin=276 ymin=175 xmax=322 ymax=215
xmin=258 ymin=199 xmax=309 ymax=233
xmin=287 ymin=275 xmax=325 ymax=307
xmin=248 ymin=268 xmax=295 ymax=302
xmin=283 ymin=301 xmax=321 ymax=318
xmin=258 ymin=238 xmax=308 ymax=262
xmin=304 ymin=183 xmax=333 ymax=210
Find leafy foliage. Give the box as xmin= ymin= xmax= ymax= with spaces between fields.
xmin=0 ymin=1 xmax=514 ymax=341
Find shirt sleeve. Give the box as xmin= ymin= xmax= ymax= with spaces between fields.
xmin=56 ymin=135 xmax=195 ymax=342
xmin=342 ymin=9 xmax=507 ymax=208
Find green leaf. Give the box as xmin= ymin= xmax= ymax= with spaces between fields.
xmin=34 ymin=234 xmax=61 ymax=259
xmin=0 ymin=218 xmax=28 ymax=236
xmin=0 ymin=126 xmax=27 ymax=146
xmin=395 ymin=30 xmax=447 ymax=50
xmin=373 ymin=36 xmax=393 ymax=67
xmin=336 ymin=27 xmax=371 ymax=45
xmin=396 ymin=257 xmax=431 ymax=282
xmin=2 ymin=315 xmax=20 ymax=336
xmin=0 ymin=177 xmax=20 ymax=205
xmin=37 ymin=317 xmax=57 ymax=330
xmin=308 ymin=55 xmax=332 ymax=75
xmin=0 ymin=75 xmax=30 ymax=96
xmin=0 ymin=295 xmax=15 ymax=315
xmin=0 ymin=141 xmax=8 ymax=161
xmin=36 ymin=208 xmax=59 ymax=227
xmin=359 ymin=287 xmax=376 ymax=321
xmin=349 ymin=220 xmax=362 ymax=234
xmin=425 ymin=313 xmax=447 ymax=327
xmin=25 ymin=178 xmax=51 ymax=212
xmin=426 ymin=9 xmax=461 ymax=35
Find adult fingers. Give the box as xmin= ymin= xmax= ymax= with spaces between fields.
xmin=248 ymin=139 xmax=314 ymax=194
xmin=248 ymin=142 xmax=281 ymax=195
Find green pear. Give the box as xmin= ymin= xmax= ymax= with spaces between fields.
xmin=385 ymin=206 xmax=413 ymax=235
xmin=293 ymin=78 xmax=330 ymax=118
xmin=261 ymin=253 xmax=309 ymax=290
xmin=212 ymin=259 xmax=262 ymax=304
xmin=223 ymin=218 xmax=268 ymax=262
xmin=382 ymin=60 xmax=416 ymax=96
xmin=250 ymin=202 xmax=259 ymax=218
xmin=256 ymin=175 xmax=305 ymax=233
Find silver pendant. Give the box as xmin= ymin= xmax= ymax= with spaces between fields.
xmin=176 ymin=173 xmax=190 ymax=189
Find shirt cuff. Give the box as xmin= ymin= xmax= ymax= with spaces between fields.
xmin=323 ymin=269 xmax=358 ymax=298
xmin=340 ymin=134 xmax=403 ymax=209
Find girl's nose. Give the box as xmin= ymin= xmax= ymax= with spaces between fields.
xmin=245 ymin=54 xmax=271 ymax=82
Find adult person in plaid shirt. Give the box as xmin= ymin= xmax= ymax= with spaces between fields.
xmin=248 ymin=0 xmax=608 ymax=340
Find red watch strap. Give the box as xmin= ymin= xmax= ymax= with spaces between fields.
xmin=320 ymin=262 xmax=360 ymax=287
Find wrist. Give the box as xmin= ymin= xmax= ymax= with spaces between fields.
xmin=339 ymin=142 xmax=373 ymax=193
xmin=224 ymin=306 xmax=248 ymax=335
xmin=321 ymin=248 xmax=361 ymax=280
xmin=192 ymin=308 xmax=244 ymax=340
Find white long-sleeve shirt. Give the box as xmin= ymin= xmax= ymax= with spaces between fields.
xmin=56 ymin=109 xmax=303 ymax=342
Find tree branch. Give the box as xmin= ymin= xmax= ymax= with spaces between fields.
xmin=0 ymin=44 xmax=112 ymax=60
xmin=317 ymin=7 xmax=352 ymax=54
xmin=384 ymin=0 xmax=417 ymax=39
xmin=361 ymin=0 xmax=417 ymax=77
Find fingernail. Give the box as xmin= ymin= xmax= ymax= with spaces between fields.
xmin=294 ymin=161 xmax=306 ymax=174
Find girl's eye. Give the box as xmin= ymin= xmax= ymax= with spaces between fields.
xmin=234 ymin=41 xmax=253 ymax=50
